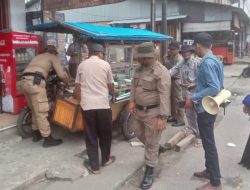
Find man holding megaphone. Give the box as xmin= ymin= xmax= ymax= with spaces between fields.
xmin=185 ymin=33 xmax=224 ymax=190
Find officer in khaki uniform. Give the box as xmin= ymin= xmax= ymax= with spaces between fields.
xmin=21 ymin=45 xmax=69 ymax=147
xmin=128 ymin=42 xmax=171 ymax=189
xmin=164 ymin=41 xmax=185 ymax=127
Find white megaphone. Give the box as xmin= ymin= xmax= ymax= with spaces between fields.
xmin=202 ymin=89 xmax=231 ymax=115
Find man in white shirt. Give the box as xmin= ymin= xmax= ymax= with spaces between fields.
xmin=75 ymin=43 xmax=117 ymax=174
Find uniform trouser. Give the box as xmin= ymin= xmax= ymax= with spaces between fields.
xmin=82 ymin=109 xmax=112 ymax=171
xmin=130 ymin=108 xmax=163 ymax=167
xmin=69 ymin=63 xmax=78 ymax=79
xmin=240 ymin=135 xmax=250 ymax=168
xmin=20 ymin=79 xmax=51 ymax=137
xmin=171 ymin=79 xmax=185 ymax=123
xmin=185 ymin=106 xmax=199 ymax=137
xmin=197 ymin=112 xmax=221 ymax=186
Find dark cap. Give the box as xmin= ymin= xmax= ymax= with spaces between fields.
xmin=194 ymin=32 xmax=212 ymax=45
xmin=44 ymin=45 xmax=58 ymax=54
xmin=169 ymin=41 xmax=180 ymax=49
xmin=180 ymin=45 xmax=193 ymax=53
xmin=90 ymin=43 xmax=105 ymax=53
xmin=243 ymin=95 xmax=250 ymax=107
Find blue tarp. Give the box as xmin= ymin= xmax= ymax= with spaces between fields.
xmin=27 ymin=21 xmax=172 ymax=41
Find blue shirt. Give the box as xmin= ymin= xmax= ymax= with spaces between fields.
xmin=192 ymin=51 xmax=224 ymax=113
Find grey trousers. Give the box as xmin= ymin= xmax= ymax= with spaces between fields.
xmin=185 ymin=106 xmax=200 ymax=137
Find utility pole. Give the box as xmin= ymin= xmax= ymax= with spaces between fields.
xmin=161 ymin=0 xmax=167 ymax=61
xmin=150 ymin=0 xmax=156 ymax=32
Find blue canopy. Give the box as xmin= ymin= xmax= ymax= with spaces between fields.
xmin=27 ymin=21 xmax=172 ymax=41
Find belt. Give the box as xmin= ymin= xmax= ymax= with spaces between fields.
xmin=136 ymin=104 xmax=159 ymax=111
xmin=171 ymin=77 xmax=180 ymax=80
xmin=22 ymin=72 xmax=45 ymax=80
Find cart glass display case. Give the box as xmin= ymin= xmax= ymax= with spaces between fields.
xmin=106 ymin=45 xmax=133 ymax=102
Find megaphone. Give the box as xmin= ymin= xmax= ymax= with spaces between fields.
xmin=202 ymin=89 xmax=231 ymax=115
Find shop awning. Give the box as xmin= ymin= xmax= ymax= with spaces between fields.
xmin=109 ymin=14 xmax=187 ymax=25
xmin=27 ymin=21 xmax=172 ymax=41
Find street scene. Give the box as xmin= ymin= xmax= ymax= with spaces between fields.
xmin=1 ymin=0 xmax=250 ymax=190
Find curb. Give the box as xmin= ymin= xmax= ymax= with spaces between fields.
xmin=11 ymin=170 xmax=47 ymax=190
xmin=114 ymin=163 xmax=144 ymax=190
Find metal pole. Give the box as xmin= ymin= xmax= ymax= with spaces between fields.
xmin=161 ymin=0 xmax=167 ymax=62
xmin=150 ymin=0 xmax=156 ymax=32
xmin=239 ymin=32 xmax=242 ymax=58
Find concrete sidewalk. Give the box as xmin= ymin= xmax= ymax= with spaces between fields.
xmin=0 ymin=62 xmax=248 ymax=190
xmin=0 ymin=113 xmax=19 ymax=130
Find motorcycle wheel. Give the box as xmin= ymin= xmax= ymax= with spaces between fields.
xmin=242 ymin=67 xmax=250 ymax=78
xmin=119 ymin=108 xmax=135 ymax=140
xmin=16 ymin=107 xmax=33 ymax=138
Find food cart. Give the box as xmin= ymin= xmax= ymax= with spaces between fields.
xmin=23 ymin=21 xmax=171 ymax=139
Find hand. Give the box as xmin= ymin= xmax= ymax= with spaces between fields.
xmin=156 ymin=118 xmax=167 ymax=130
xmin=128 ymin=101 xmax=136 ymax=114
xmin=185 ymin=96 xmax=193 ymax=109
xmin=187 ymin=83 xmax=196 ymax=90
xmin=180 ymin=83 xmax=189 ymax=89
xmin=113 ymin=88 xmax=119 ymax=96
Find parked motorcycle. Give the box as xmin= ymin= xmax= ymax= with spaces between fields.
xmin=16 ymin=72 xmax=68 ymax=138
xmin=16 ymin=72 xmax=135 ymax=140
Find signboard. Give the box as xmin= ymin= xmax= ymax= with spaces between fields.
xmin=42 ymin=0 xmax=125 ymax=11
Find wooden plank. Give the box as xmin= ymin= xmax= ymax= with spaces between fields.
xmin=175 ymin=134 xmax=196 ymax=152
xmin=165 ymin=131 xmax=186 ymax=149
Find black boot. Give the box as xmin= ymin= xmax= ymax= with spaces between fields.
xmin=43 ymin=135 xmax=63 ymax=148
xmin=140 ymin=165 xmax=154 ymax=190
xmin=32 ymin=130 xmax=42 ymax=142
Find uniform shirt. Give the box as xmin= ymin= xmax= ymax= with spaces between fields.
xmin=75 ymin=56 xmax=114 ymax=110
xmin=170 ymin=56 xmax=201 ymax=97
xmin=66 ymin=42 xmax=89 ymax=64
xmin=164 ymin=54 xmax=183 ymax=79
xmin=130 ymin=62 xmax=171 ymax=116
xmin=23 ymin=52 xmax=68 ymax=80
xmin=192 ymin=51 xmax=224 ymax=113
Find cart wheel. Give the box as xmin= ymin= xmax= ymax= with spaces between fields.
xmin=16 ymin=107 xmax=32 ymax=138
xmin=242 ymin=67 xmax=250 ymax=78
xmin=119 ymin=108 xmax=135 ymax=140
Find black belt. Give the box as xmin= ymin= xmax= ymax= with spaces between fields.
xmin=171 ymin=77 xmax=180 ymax=80
xmin=22 ymin=72 xmax=45 ymax=80
xmin=136 ymin=104 xmax=159 ymax=111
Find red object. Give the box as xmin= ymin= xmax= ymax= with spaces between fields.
xmin=0 ymin=31 xmax=40 ymax=113
xmin=212 ymin=46 xmax=234 ymax=65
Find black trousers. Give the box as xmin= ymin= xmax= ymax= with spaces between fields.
xmin=82 ymin=109 xmax=112 ymax=170
xmin=239 ymin=135 xmax=250 ymax=169
xmin=197 ymin=112 xmax=221 ymax=186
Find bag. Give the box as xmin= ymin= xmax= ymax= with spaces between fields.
xmin=33 ymin=71 xmax=43 ymax=85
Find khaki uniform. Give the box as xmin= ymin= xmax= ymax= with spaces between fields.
xmin=166 ymin=54 xmax=185 ymax=123
xmin=20 ymin=53 xmax=69 ymax=137
xmin=130 ymin=62 xmax=171 ymax=167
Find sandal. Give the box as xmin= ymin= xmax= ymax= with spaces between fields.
xmin=102 ymin=155 xmax=116 ymax=167
xmin=83 ymin=160 xmax=100 ymax=175
xmin=194 ymin=138 xmax=203 ymax=148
